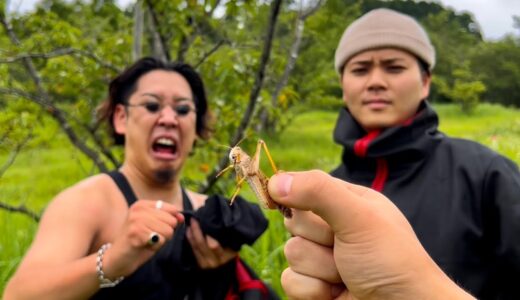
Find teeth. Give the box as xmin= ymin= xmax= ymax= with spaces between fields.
xmin=156 ymin=138 xmax=175 ymax=146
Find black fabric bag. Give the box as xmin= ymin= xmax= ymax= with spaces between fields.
xmin=183 ymin=195 xmax=280 ymax=299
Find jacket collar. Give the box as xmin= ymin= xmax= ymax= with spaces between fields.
xmin=333 ymin=101 xmax=442 ymax=159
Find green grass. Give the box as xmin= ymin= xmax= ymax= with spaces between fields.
xmin=436 ymin=103 xmax=520 ymax=162
xmin=1 ymin=103 xmax=519 ymax=297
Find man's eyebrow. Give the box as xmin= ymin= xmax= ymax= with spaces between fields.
xmin=348 ymin=60 xmax=372 ymax=66
xmin=140 ymin=92 xmax=161 ymax=99
xmin=348 ymin=57 xmax=406 ymax=66
xmin=380 ymin=58 xmax=406 ymax=64
xmin=139 ymin=93 xmax=192 ymax=102
xmin=173 ymin=97 xmax=193 ymax=102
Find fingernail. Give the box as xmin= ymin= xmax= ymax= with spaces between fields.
xmin=276 ymin=173 xmax=293 ymax=197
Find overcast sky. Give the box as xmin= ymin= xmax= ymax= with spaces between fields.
xmin=7 ymin=0 xmax=520 ymax=40
xmin=437 ymin=0 xmax=519 ymax=40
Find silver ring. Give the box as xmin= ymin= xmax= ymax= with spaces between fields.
xmin=155 ymin=200 xmax=163 ymax=210
xmin=147 ymin=232 xmax=160 ymax=246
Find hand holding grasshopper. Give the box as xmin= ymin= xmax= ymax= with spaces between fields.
xmin=268 ymin=170 xmax=476 ymax=300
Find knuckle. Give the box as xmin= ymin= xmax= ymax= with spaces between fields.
xmin=131 ymin=201 xmax=146 ymax=210
xmin=207 ymin=261 xmax=218 ymax=268
xmin=280 ymin=269 xmax=298 ymax=297
xmin=284 ymin=217 xmax=298 ymax=236
xmin=307 ymin=170 xmax=332 ymax=194
xmin=280 ymin=268 xmax=292 ymax=287
xmin=281 ymin=268 xmax=329 ymax=299
xmin=207 ymin=239 xmax=220 ymax=250
xmin=284 ymin=237 xmax=305 ymax=264
xmin=190 ymin=236 xmax=204 ymax=247
xmin=165 ymin=215 xmax=177 ymax=228
xmin=164 ymin=227 xmax=174 ymax=239
xmin=130 ymin=239 xmax=141 ymax=248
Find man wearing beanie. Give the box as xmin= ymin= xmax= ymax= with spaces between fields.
xmin=282 ymin=8 xmax=520 ymax=300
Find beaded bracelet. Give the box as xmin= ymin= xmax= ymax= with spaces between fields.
xmin=96 ymin=243 xmax=124 ymax=288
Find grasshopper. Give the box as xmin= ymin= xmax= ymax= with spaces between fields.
xmin=217 ymin=139 xmax=292 ymax=218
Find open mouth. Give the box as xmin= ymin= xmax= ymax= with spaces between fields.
xmin=152 ymin=137 xmax=178 ymax=158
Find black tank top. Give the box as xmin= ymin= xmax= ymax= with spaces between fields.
xmin=91 ymin=171 xmax=234 ymax=300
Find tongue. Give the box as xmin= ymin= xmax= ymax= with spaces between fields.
xmin=154 ymin=144 xmax=174 ymax=154
xmin=157 ymin=148 xmax=172 ymax=154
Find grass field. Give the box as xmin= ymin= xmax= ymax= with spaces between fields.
xmin=1 ymin=103 xmax=519 ymax=297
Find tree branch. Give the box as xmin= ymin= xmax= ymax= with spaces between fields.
xmin=1 ymin=16 xmax=109 ymax=172
xmin=0 ymin=130 xmax=40 ymax=223
xmin=0 ymin=48 xmax=75 ymax=63
xmin=0 ymin=202 xmax=40 ymax=222
xmin=133 ymin=0 xmax=144 ymax=61
xmin=272 ymin=0 xmax=322 ymax=104
xmin=74 ymin=48 xmax=122 ymax=73
xmin=300 ymin=0 xmax=323 ymax=19
xmin=206 ymin=0 xmax=222 ymax=17
xmin=0 ymin=47 xmax=121 ymax=73
xmin=229 ymin=0 xmax=283 ymax=146
xmin=0 ymin=124 xmax=15 ymax=146
xmin=202 ymin=0 xmax=284 ymax=192
xmin=0 ymin=131 xmax=32 ymax=178
xmin=144 ymin=0 xmax=170 ymax=61
xmin=258 ymin=0 xmax=322 ymax=132
xmin=0 ymin=88 xmax=108 ymax=172
xmin=176 ymin=15 xmax=195 ymax=62
xmin=84 ymin=124 xmax=120 ymax=168
xmin=193 ymin=39 xmax=227 ymax=69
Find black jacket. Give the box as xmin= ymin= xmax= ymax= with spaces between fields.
xmin=331 ymin=101 xmax=520 ymax=300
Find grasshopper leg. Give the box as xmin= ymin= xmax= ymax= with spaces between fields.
xmin=230 ymin=176 xmax=246 ymax=205
xmin=216 ymin=164 xmax=234 ymax=178
xmin=250 ymin=139 xmax=278 ymax=175
xmin=260 ymin=139 xmax=278 ymax=173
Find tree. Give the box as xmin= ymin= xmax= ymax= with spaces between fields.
xmin=256 ymin=0 xmax=323 ymax=133
xmin=0 ymin=0 xmax=295 ymax=194
xmin=470 ymin=37 xmax=520 ymax=107
xmin=0 ymin=1 xmax=292 ymax=292
xmin=434 ymin=61 xmax=486 ymax=114
xmin=289 ymin=0 xmax=360 ymax=110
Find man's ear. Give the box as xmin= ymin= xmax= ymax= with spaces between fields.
xmin=421 ymin=73 xmax=432 ymax=100
xmin=113 ymin=104 xmax=127 ymax=135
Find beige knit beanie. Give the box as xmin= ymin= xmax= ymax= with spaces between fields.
xmin=334 ymin=8 xmax=435 ymax=74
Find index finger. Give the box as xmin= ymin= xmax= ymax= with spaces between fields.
xmin=285 ymin=209 xmax=333 ymax=246
xmin=151 ymin=200 xmax=185 ymax=223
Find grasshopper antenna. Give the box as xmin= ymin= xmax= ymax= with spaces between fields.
xmin=233 ymin=133 xmax=250 ymax=148
xmin=214 ymin=143 xmax=232 ymax=150
xmin=213 ymin=142 xmax=234 ymax=178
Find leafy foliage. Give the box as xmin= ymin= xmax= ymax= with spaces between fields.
xmin=434 ymin=61 xmax=486 ymax=114
xmin=470 ymin=37 xmax=520 ymax=107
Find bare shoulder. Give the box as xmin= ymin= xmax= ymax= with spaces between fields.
xmin=16 ymin=174 xmax=126 ymax=267
xmin=49 ymin=173 xmax=120 ymax=215
xmin=186 ymin=189 xmax=208 ymax=210
xmin=40 ymin=173 xmax=127 ymax=242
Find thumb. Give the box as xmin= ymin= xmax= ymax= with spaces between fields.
xmin=268 ymin=170 xmax=375 ymax=232
xmin=269 ymin=170 xmax=417 ymax=240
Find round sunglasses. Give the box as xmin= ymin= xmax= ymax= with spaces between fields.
xmin=125 ymin=102 xmax=196 ymax=116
